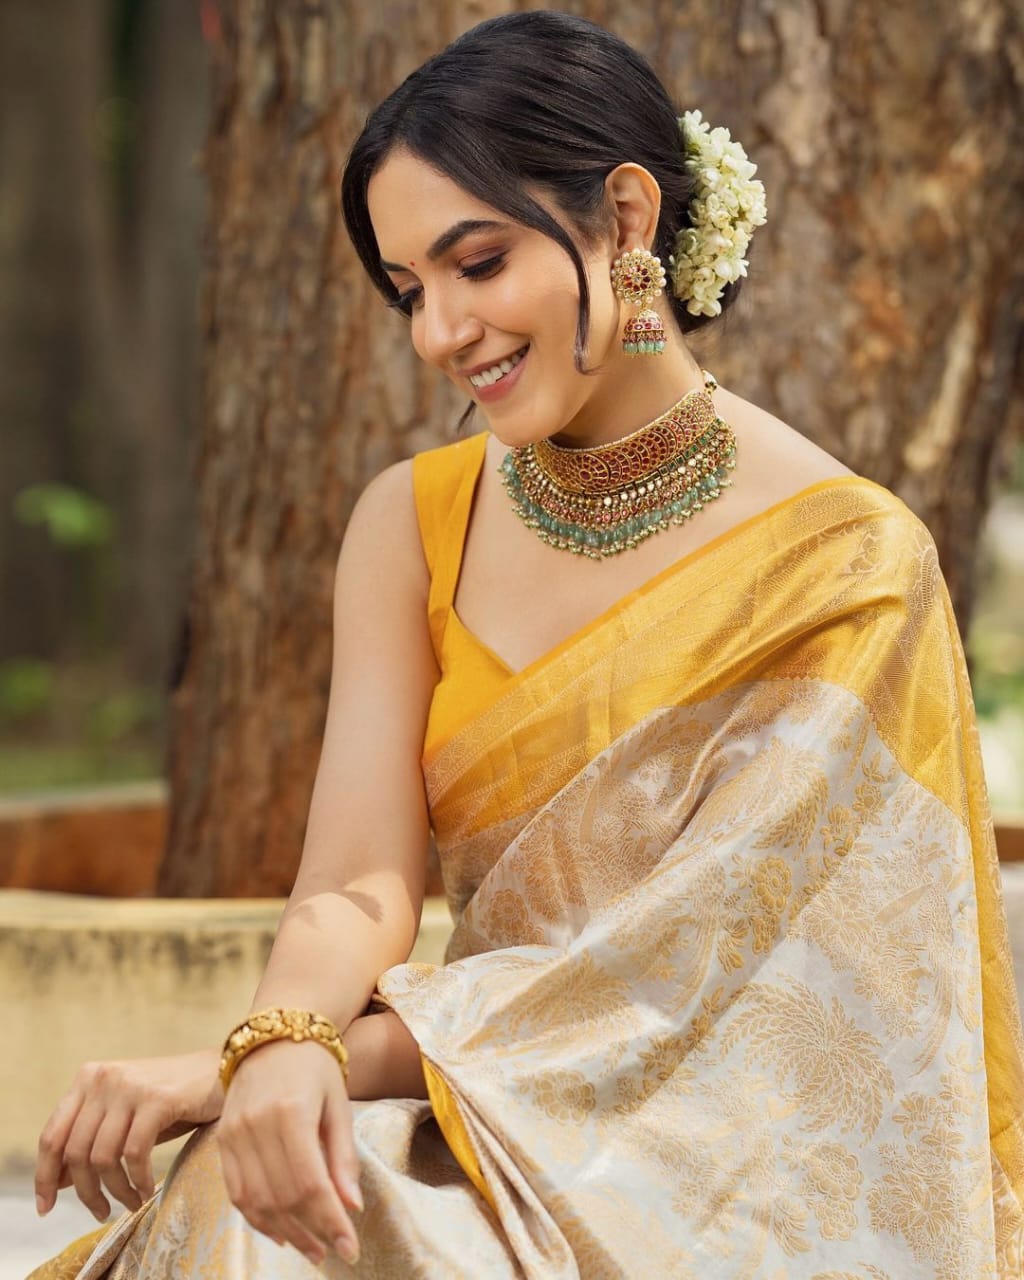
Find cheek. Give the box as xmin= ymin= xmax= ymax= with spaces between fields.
xmin=506 ymin=249 xmax=586 ymax=330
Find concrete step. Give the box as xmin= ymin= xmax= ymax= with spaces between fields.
xmin=1 ymin=891 xmax=452 ymax=1178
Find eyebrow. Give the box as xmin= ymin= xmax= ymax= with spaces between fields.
xmin=379 ymin=219 xmax=511 ymax=272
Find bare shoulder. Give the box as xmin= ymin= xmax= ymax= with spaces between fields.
xmin=716 ymin=386 xmax=856 ymax=503
xmin=314 ymin=455 xmax=436 ymax=811
xmin=338 ymin=457 xmax=428 ymax=596
xmin=330 ymin=454 xmax=436 ymax=726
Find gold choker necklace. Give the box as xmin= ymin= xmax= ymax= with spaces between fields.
xmin=499 ymin=370 xmax=736 ymax=558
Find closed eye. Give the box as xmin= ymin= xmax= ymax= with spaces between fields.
xmin=386 ymin=254 xmax=506 ymax=320
xmin=386 ymin=286 xmax=422 ymax=318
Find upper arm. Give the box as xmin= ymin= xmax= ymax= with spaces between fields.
xmin=290 ymin=458 xmax=438 ymax=925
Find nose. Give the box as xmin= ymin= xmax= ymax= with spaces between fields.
xmin=416 ymin=285 xmax=483 ymax=369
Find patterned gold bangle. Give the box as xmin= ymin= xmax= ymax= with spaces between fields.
xmin=219 ymin=1008 xmax=350 ymax=1092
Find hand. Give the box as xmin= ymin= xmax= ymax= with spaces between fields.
xmin=215 ymin=1039 xmax=363 ymax=1267
xmin=35 ymin=1048 xmax=223 ymax=1223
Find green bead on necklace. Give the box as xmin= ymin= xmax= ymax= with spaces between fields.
xmin=499 ymin=370 xmax=736 ymax=559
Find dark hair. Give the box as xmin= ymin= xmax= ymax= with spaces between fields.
xmin=341 ymin=10 xmax=745 ymax=378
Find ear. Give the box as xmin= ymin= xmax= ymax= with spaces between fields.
xmin=603 ymin=164 xmax=662 ymax=257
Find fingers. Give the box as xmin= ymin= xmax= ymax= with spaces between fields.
xmin=36 ymin=1061 xmax=171 ymax=1221
xmin=221 ymin=1122 xmax=324 ymax=1260
xmin=36 ymin=1090 xmax=81 ymax=1214
xmin=219 ymin=1145 xmax=289 ymax=1251
xmin=36 ymin=1050 xmax=222 ymax=1225
xmin=64 ymin=1096 xmax=113 ymax=1223
xmin=273 ymin=1120 xmax=360 ymax=1265
xmin=122 ymin=1107 xmax=162 ymax=1202
xmin=219 ymin=1096 xmax=361 ymax=1266
xmin=322 ymin=1083 xmax=363 ymax=1217
xmin=90 ymin=1109 xmax=143 ymax=1214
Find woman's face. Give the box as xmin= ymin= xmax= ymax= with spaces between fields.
xmin=367 ymin=148 xmax=623 ymax=448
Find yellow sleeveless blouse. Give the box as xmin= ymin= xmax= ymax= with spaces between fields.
xmin=413 ymin=431 xmax=511 ymax=762
xmin=411 ymin=430 xmax=508 ymax=1210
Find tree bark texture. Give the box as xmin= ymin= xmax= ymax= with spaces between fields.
xmin=160 ymin=0 xmax=1024 ymax=896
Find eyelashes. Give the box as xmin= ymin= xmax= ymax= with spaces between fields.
xmin=386 ymin=254 xmax=506 ymax=319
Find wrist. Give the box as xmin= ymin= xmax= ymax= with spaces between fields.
xmin=219 ymin=1008 xmax=349 ymax=1093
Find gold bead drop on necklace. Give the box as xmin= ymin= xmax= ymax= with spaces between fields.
xmin=499 ymin=370 xmax=735 ymax=558
xmin=499 ymin=366 xmax=732 ymax=555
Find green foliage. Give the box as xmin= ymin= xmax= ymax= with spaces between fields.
xmin=0 ymin=658 xmax=55 ymax=721
xmin=973 ymin=670 xmax=1024 ymax=722
xmin=0 ymin=658 xmax=164 ymax=795
xmin=13 ymin=484 xmax=115 ymax=549
xmin=0 ymin=744 xmax=161 ymax=793
xmin=88 ymin=687 xmax=162 ymax=744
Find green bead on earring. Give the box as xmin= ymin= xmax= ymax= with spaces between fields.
xmin=611 ymin=248 xmax=668 ymax=357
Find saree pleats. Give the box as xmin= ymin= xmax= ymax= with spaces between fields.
xmin=47 ymin=471 xmax=1024 ymax=1278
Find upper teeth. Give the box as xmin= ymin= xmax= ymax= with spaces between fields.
xmin=469 ymin=347 xmax=527 ymax=388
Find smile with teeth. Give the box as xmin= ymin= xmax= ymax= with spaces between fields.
xmin=468 ymin=345 xmax=528 ymax=388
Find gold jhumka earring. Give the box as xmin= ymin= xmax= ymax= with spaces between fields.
xmin=610 ymin=247 xmax=668 ymax=356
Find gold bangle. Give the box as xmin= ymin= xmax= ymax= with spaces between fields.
xmin=219 ymin=1008 xmax=350 ymax=1092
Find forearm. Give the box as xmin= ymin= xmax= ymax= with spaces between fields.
xmin=344 ymin=1010 xmax=427 ymax=1100
xmin=249 ymin=877 xmax=421 ymax=1036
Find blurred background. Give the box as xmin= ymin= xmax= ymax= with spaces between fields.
xmin=2 ymin=3 xmax=1023 ymax=1270
xmin=1 ymin=0 xmax=1021 ymax=814
xmin=1 ymin=0 xmax=205 ymax=794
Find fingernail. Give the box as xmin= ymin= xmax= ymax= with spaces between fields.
xmin=35 ymin=1195 xmax=49 ymax=1217
xmin=343 ymin=1239 xmax=361 ymax=1265
xmin=344 ymin=1178 xmax=364 ymax=1212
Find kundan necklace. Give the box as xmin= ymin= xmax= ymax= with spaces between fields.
xmin=499 ymin=369 xmax=736 ymax=558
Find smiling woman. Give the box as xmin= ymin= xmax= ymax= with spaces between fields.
xmin=31 ymin=9 xmax=1024 ymax=1280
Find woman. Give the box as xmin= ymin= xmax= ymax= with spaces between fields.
xmin=32 ymin=10 xmax=1024 ymax=1278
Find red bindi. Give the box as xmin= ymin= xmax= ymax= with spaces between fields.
xmin=409 ymin=260 xmax=416 ymax=267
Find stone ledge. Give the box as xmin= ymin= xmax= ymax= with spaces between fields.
xmin=0 ymin=782 xmax=168 ymax=896
xmin=0 ymin=890 xmax=452 ymax=1177
xmin=3 ymin=785 xmax=1020 ymax=906
xmin=6 ymin=870 xmax=1024 ymax=1179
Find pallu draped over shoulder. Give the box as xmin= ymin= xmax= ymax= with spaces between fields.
xmin=43 ymin=431 xmax=1024 ymax=1279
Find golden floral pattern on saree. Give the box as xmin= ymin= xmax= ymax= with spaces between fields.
xmin=528 ymin=1068 xmax=597 ymax=1123
xmin=721 ymin=982 xmax=895 ymax=1137
xmin=44 ymin=469 xmax=1023 ymax=1278
xmin=383 ymin=677 xmax=1013 ymax=1276
xmin=783 ymin=1137 xmax=863 ymax=1240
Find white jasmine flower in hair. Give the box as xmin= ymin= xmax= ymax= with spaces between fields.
xmin=671 ymin=109 xmax=768 ymax=318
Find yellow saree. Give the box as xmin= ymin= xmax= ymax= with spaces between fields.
xmin=40 ymin=434 xmax=1024 ymax=1278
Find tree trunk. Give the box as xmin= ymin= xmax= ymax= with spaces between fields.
xmin=159 ymin=0 xmax=476 ymax=896
xmin=662 ymin=0 xmax=1024 ymax=629
xmin=159 ymin=0 xmax=1023 ymax=897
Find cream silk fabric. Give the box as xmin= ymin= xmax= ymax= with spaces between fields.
xmin=35 ymin=441 xmax=1024 ymax=1279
